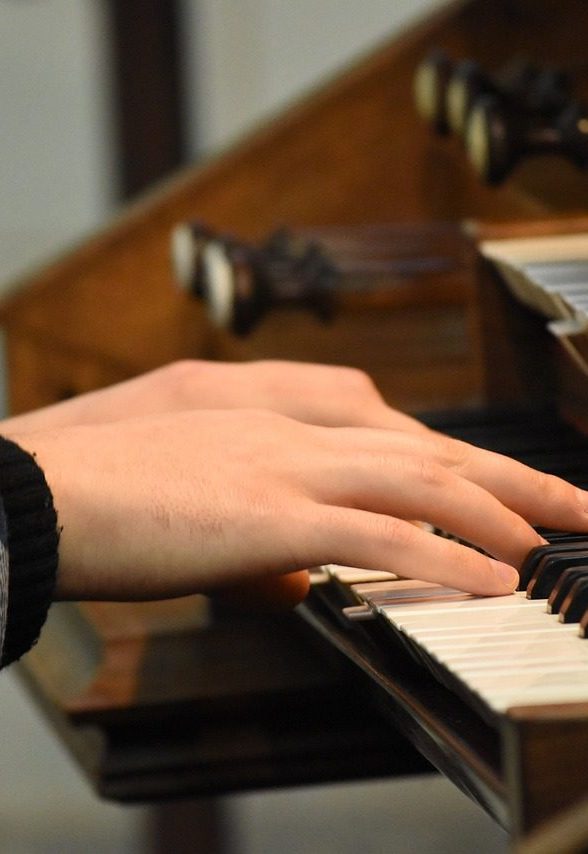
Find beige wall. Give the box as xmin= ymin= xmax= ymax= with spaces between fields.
xmin=0 ymin=0 xmax=114 ymax=289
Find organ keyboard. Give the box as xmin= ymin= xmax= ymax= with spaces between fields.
xmin=300 ymin=406 xmax=588 ymax=837
xmin=336 ymin=578 xmax=588 ymax=715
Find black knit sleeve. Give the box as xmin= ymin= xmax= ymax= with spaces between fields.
xmin=0 ymin=437 xmax=60 ymax=669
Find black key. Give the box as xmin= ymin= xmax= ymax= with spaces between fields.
xmin=540 ymin=532 xmax=588 ymax=544
xmin=559 ymin=577 xmax=588 ymax=624
xmin=527 ymin=551 xmax=588 ymax=599
xmin=548 ymin=567 xmax=588 ymax=614
xmin=520 ymin=543 xmax=588 ymax=590
xmin=517 ymin=452 xmax=588 ymax=477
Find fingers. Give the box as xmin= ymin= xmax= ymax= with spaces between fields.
xmin=444 ymin=440 xmax=588 ymax=531
xmin=302 ymin=506 xmax=519 ymax=597
xmin=319 ymin=426 xmax=588 ymax=537
xmin=313 ymin=452 xmax=543 ymax=568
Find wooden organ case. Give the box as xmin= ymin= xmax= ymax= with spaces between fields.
xmin=5 ymin=0 xmax=588 ymax=846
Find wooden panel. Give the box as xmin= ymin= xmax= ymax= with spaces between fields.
xmin=20 ymin=597 xmax=432 ymax=800
xmin=212 ymin=279 xmax=482 ymax=412
xmin=3 ymin=333 xmax=133 ymax=415
xmin=504 ymin=710 xmax=588 ymax=837
xmin=4 ymin=0 xmax=587 ymax=400
xmin=472 ymin=255 xmax=557 ymax=408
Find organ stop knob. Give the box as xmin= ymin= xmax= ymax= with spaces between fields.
xmin=171 ymin=222 xmax=475 ymax=335
xmin=466 ymin=96 xmax=588 ymax=184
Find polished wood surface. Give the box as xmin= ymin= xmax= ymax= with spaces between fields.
xmin=20 ymin=597 xmax=430 ymax=800
xmin=6 ymin=0 xmax=588 ymax=413
xmin=3 ymin=0 xmax=588 ymax=843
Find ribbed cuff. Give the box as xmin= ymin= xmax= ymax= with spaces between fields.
xmin=0 ymin=437 xmax=59 ymax=668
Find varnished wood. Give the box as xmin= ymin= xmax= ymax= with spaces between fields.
xmin=504 ymin=709 xmax=588 ymax=837
xmin=20 ymin=598 xmax=431 ymax=800
xmin=6 ymin=1 xmax=588 ymax=413
xmin=515 ymin=793 xmax=588 ymax=854
xmin=472 ymin=254 xmax=557 ymax=408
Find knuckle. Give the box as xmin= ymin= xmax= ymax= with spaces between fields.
xmin=541 ymin=471 xmax=582 ymax=511
xmin=337 ymin=366 xmax=379 ymax=397
xmin=166 ymin=359 xmax=198 ymax=380
xmin=161 ymin=359 xmax=201 ymax=400
xmin=411 ymin=456 xmax=448 ymax=489
xmin=459 ymin=539 xmax=483 ymax=571
xmin=439 ymin=436 xmax=471 ymax=469
xmin=450 ymin=541 xmax=482 ymax=580
xmin=251 ymin=359 xmax=287 ymax=376
xmin=527 ymin=467 xmax=560 ymax=501
xmin=239 ymin=407 xmax=282 ymax=430
xmin=370 ymin=514 xmax=416 ymax=549
xmin=241 ymin=407 xmax=306 ymax=439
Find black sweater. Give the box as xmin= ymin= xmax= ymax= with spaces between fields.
xmin=0 ymin=437 xmax=59 ymax=668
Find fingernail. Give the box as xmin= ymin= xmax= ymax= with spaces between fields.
xmin=489 ymin=559 xmax=519 ymax=592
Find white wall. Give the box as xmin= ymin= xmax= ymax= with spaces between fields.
xmin=0 ymin=0 xmax=115 ymax=288
xmin=183 ymin=0 xmax=445 ymax=153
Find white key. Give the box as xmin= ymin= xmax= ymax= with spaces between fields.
xmin=431 ymin=634 xmax=583 ymax=663
xmin=489 ymin=683 xmax=588 ymax=713
xmin=451 ymin=648 xmax=588 ymax=679
xmin=360 ymin=584 xmax=470 ymax=606
xmin=467 ymin=661 xmax=587 ymax=694
xmin=326 ymin=564 xmax=399 ymax=585
xmin=367 ymin=583 xmax=588 ymax=710
xmin=414 ymin=626 xmax=580 ymax=653
xmin=383 ymin=605 xmax=548 ymax=633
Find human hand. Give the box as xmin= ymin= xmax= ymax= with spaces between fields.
xmin=12 ymin=408 xmax=588 ymax=605
xmin=0 ymin=360 xmax=427 ymax=434
xmin=0 ymin=360 xmax=432 ymax=609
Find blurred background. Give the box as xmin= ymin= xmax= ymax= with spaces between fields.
xmin=0 ymin=2 xmax=508 ymax=851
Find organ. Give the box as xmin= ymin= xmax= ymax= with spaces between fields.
xmin=6 ymin=0 xmax=588 ymax=847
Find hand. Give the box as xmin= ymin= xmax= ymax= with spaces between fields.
xmin=0 ymin=360 xmax=427 ymax=434
xmin=0 ymin=360 xmax=429 ymax=608
xmin=12 ymin=408 xmax=588 ymax=605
